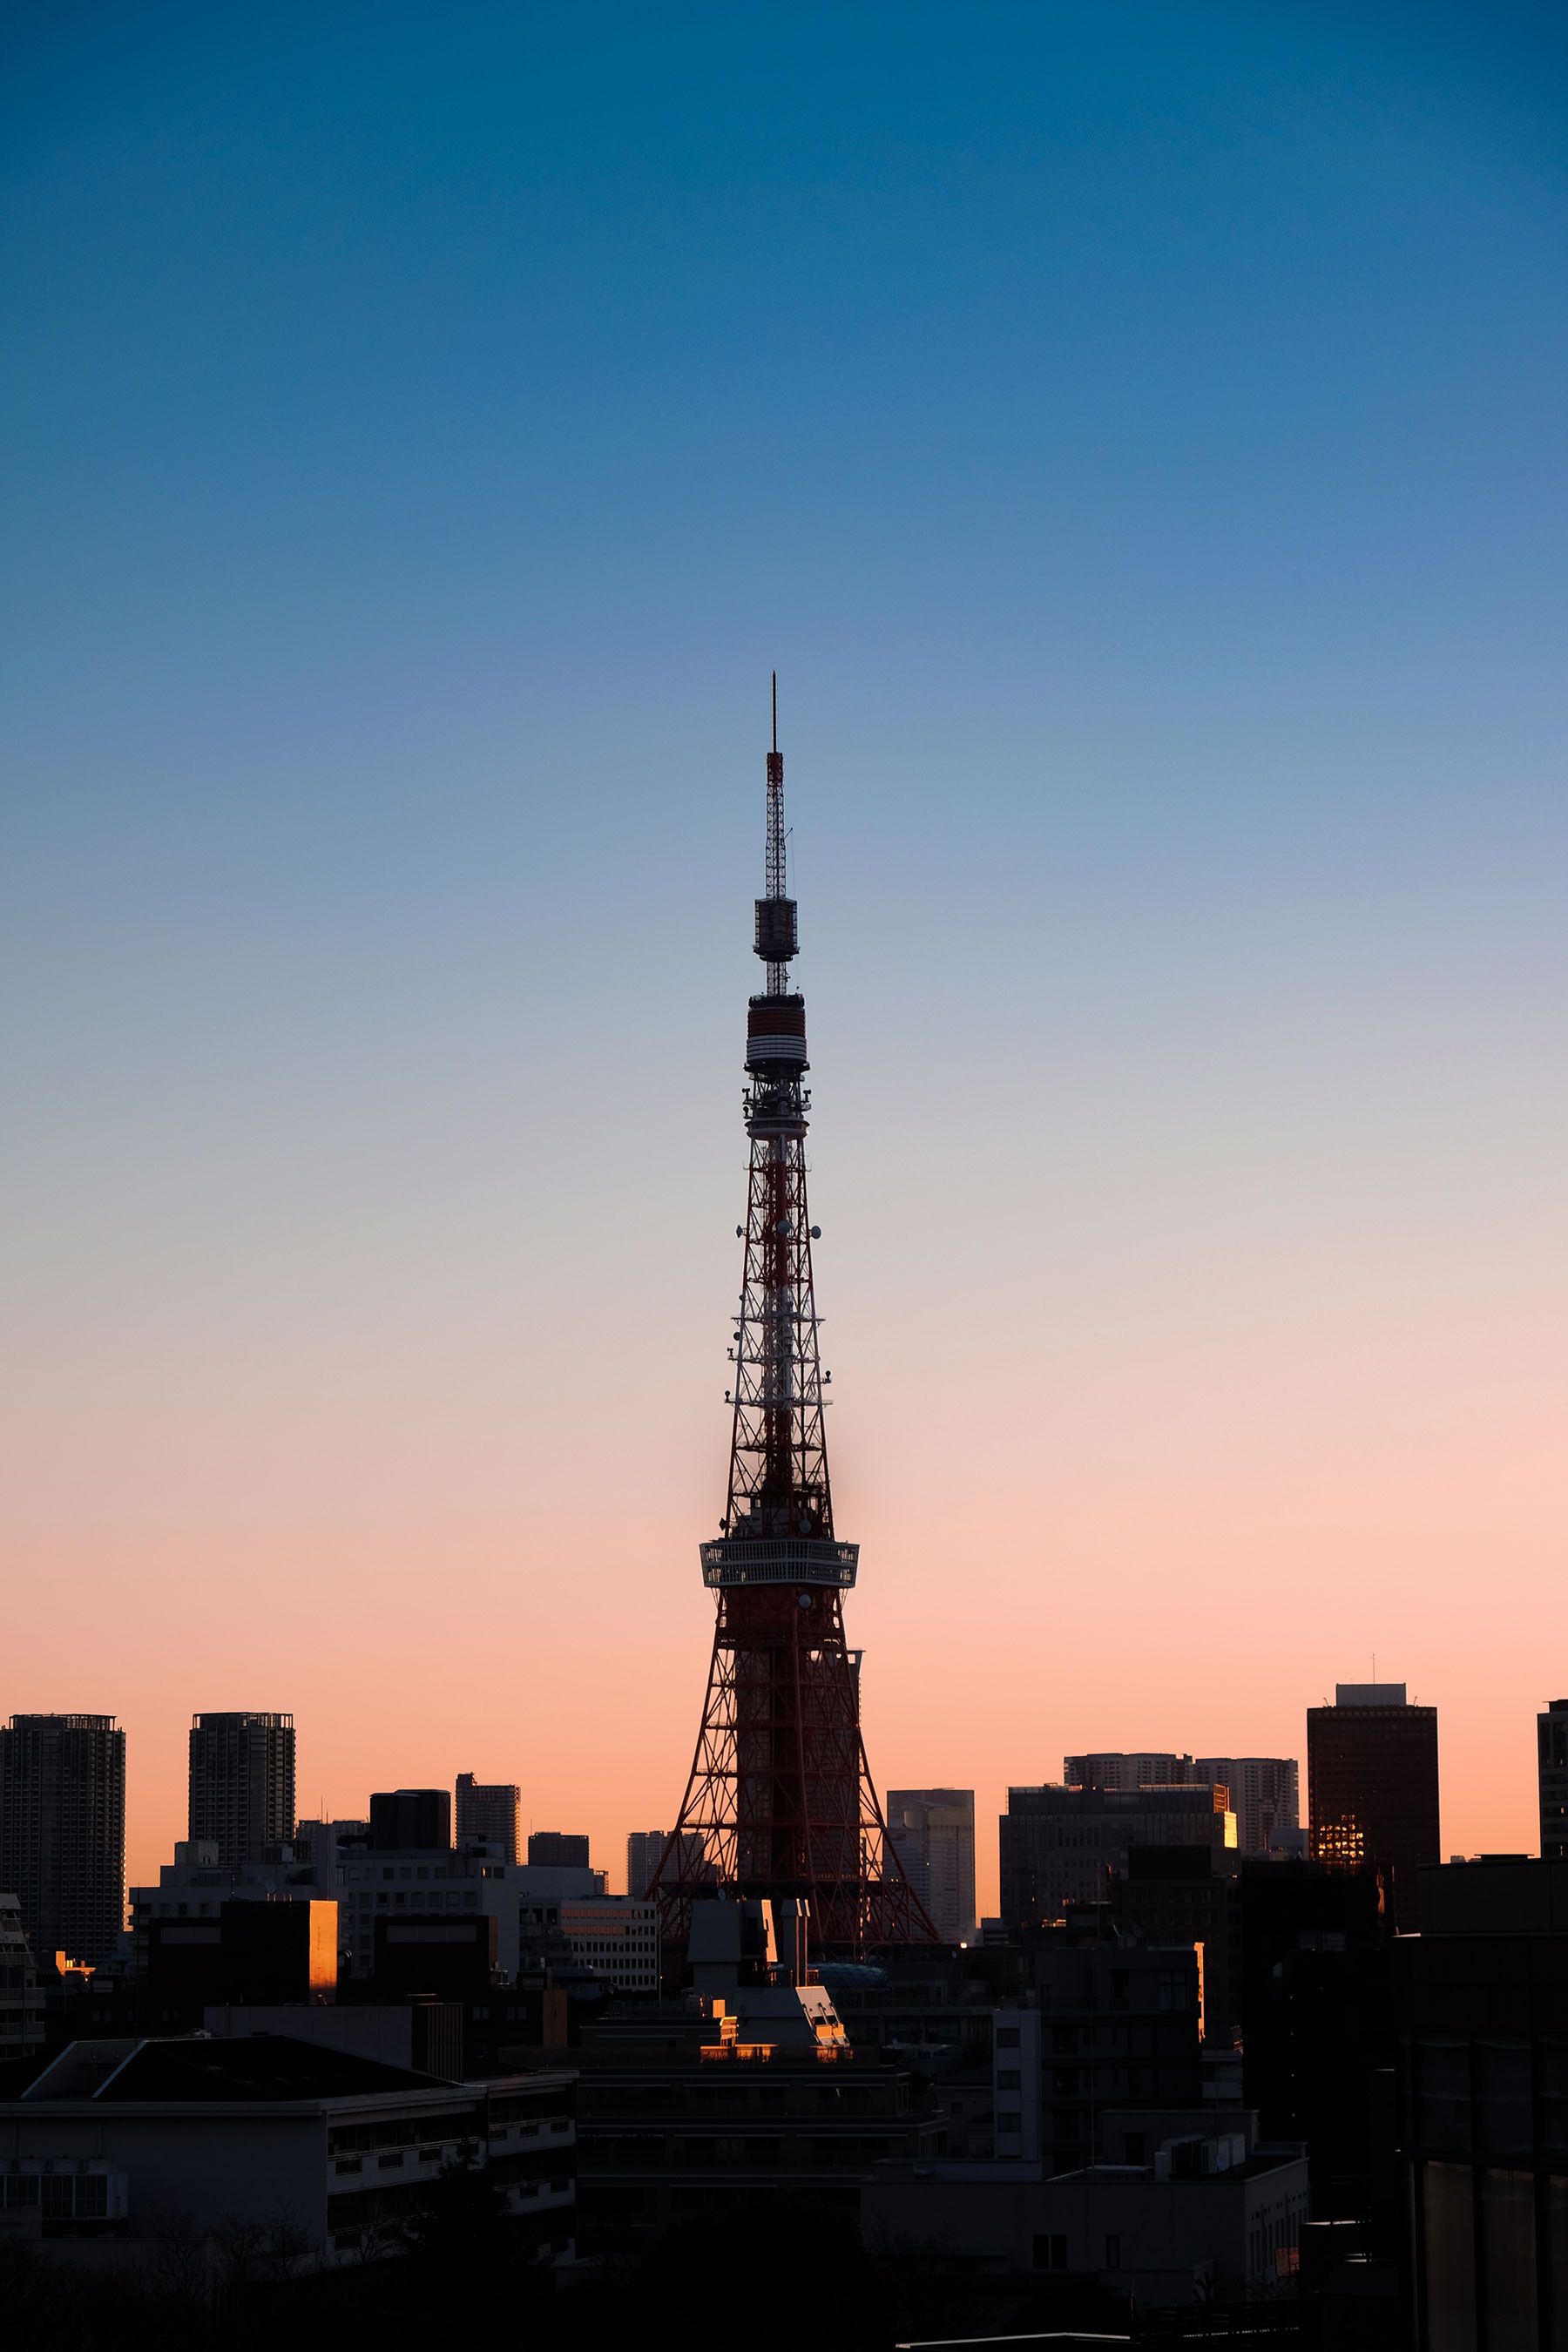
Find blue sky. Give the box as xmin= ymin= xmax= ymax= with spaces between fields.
xmin=3 ymin=4 xmax=1566 ymax=1882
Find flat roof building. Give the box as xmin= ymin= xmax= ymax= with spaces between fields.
xmin=456 ymin=1774 xmax=519 ymax=1864
xmin=1308 ymin=1683 xmax=1439 ymax=1934
xmin=0 ymin=2033 xmax=575 ymax=2268
xmin=187 ymin=1712 xmax=294 ymax=1869
xmin=0 ymin=1714 xmax=125 ymax=1973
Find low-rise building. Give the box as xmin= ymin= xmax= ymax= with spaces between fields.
xmin=0 ymin=2033 xmax=576 ymax=2269
xmin=863 ymin=2137 xmax=1308 ymax=2305
xmin=572 ymin=1984 xmax=935 ymax=2253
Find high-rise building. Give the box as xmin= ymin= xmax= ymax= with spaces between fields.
xmin=626 ymin=1832 xmax=665 ymax=1900
xmin=456 ymin=1774 xmax=519 ymax=1861
xmin=1064 ymin=1753 xmax=1299 ymax=1856
xmin=528 ymin=1831 xmax=590 ymax=1869
xmin=886 ymin=1791 xmax=977 ymax=1944
xmin=628 ymin=1830 xmax=707 ymax=1899
xmin=187 ymin=1713 xmax=295 ymax=1869
xmin=1538 ymin=1700 xmax=1568 ymax=1862
xmin=1307 ymin=1683 xmax=1438 ymax=1932
xmin=369 ymin=1789 xmax=451 ymax=1852
xmin=0 ymin=1713 xmax=126 ymax=1970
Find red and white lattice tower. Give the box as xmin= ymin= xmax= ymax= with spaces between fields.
xmin=650 ymin=682 xmax=937 ymax=1957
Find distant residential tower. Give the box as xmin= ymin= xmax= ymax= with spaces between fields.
xmin=188 ymin=1712 xmax=296 ymax=1869
xmin=0 ymin=1713 xmax=125 ymax=1970
xmin=456 ymin=1774 xmax=520 ymax=1861
xmin=886 ymin=1791 xmax=977 ymax=1943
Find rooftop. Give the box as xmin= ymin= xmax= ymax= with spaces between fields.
xmin=24 ymin=2033 xmax=451 ymax=2105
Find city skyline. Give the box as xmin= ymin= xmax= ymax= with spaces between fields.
xmin=4 ymin=9 xmax=1566 ymax=1915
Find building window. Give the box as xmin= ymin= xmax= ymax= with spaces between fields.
xmin=997 ymin=2026 xmax=1021 ymax=2048
xmin=997 ymin=2070 xmax=1021 ymax=2090
xmin=1032 ymin=2234 xmax=1068 ymax=2271
xmin=1105 ymin=2234 xmax=1120 ymax=2269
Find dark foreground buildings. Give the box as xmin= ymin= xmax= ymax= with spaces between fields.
xmin=1399 ymin=1855 xmax=1568 ymax=2349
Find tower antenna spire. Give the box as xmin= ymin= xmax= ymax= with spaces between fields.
xmin=772 ymin=668 xmax=777 ymax=755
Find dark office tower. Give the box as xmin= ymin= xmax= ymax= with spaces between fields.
xmin=528 ymin=1832 xmax=590 ymax=1869
xmin=368 ymin=1790 xmax=452 ymax=1851
xmin=0 ymin=1714 xmax=125 ymax=1970
xmin=455 ymin=1774 xmax=519 ymax=1862
xmin=1307 ymin=1683 xmax=1439 ymax=1933
xmin=187 ymin=1713 xmax=295 ymax=1869
xmin=1540 ymin=1700 xmax=1568 ymax=1862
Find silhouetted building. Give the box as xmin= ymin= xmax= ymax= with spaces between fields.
xmin=887 ymin=1790 xmax=977 ymax=1943
xmin=187 ymin=1712 xmax=295 ymax=1869
xmin=1239 ymin=1856 xmax=1394 ymax=2225
xmin=146 ymin=1896 xmax=337 ymax=2013
xmin=0 ymin=1714 xmax=125 ymax=1970
xmin=1398 ymin=1857 xmax=1568 ymax=2348
xmin=455 ymin=1774 xmax=519 ymax=1862
xmin=993 ymin=1942 xmax=1206 ymax=2168
xmin=571 ymin=1903 xmax=933 ymax=2254
xmin=369 ymin=1789 xmax=451 ymax=1852
xmin=1540 ymin=1700 xmax=1568 ymax=1862
xmin=1112 ymin=1846 xmax=1242 ymax=2045
xmin=1001 ymin=1783 xmax=1235 ymax=1930
xmin=1064 ymin=1754 xmax=1299 ymax=1857
xmin=372 ymin=1911 xmax=497 ymax=1997
xmin=1308 ymin=1683 xmax=1439 ymax=1932
xmin=529 ymin=1831 xmax=590 ymax=1869
xmin=0 ymin=1890 xmax=44 ymax=2065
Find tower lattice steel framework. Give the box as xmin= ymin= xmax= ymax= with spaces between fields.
xmin=650 ymin=684 xmax=937 ymax=1957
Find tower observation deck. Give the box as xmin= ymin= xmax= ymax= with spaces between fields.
xmin=649 ymin=682 xmax=936 ymax=1957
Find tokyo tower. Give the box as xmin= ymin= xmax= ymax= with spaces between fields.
xmin=650 ymin=683 xmax=937 ymax=1957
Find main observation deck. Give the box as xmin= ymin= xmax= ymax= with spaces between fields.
xmin=700 ymin=1537 xmax=859 ymax=1590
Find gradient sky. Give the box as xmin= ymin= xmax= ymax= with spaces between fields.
xmin=3 ymin=5 xmax=1566 ymax=1911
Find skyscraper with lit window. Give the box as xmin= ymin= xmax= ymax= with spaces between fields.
xmin=1307 ymin=1683 xmax=1437 ymax=1932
